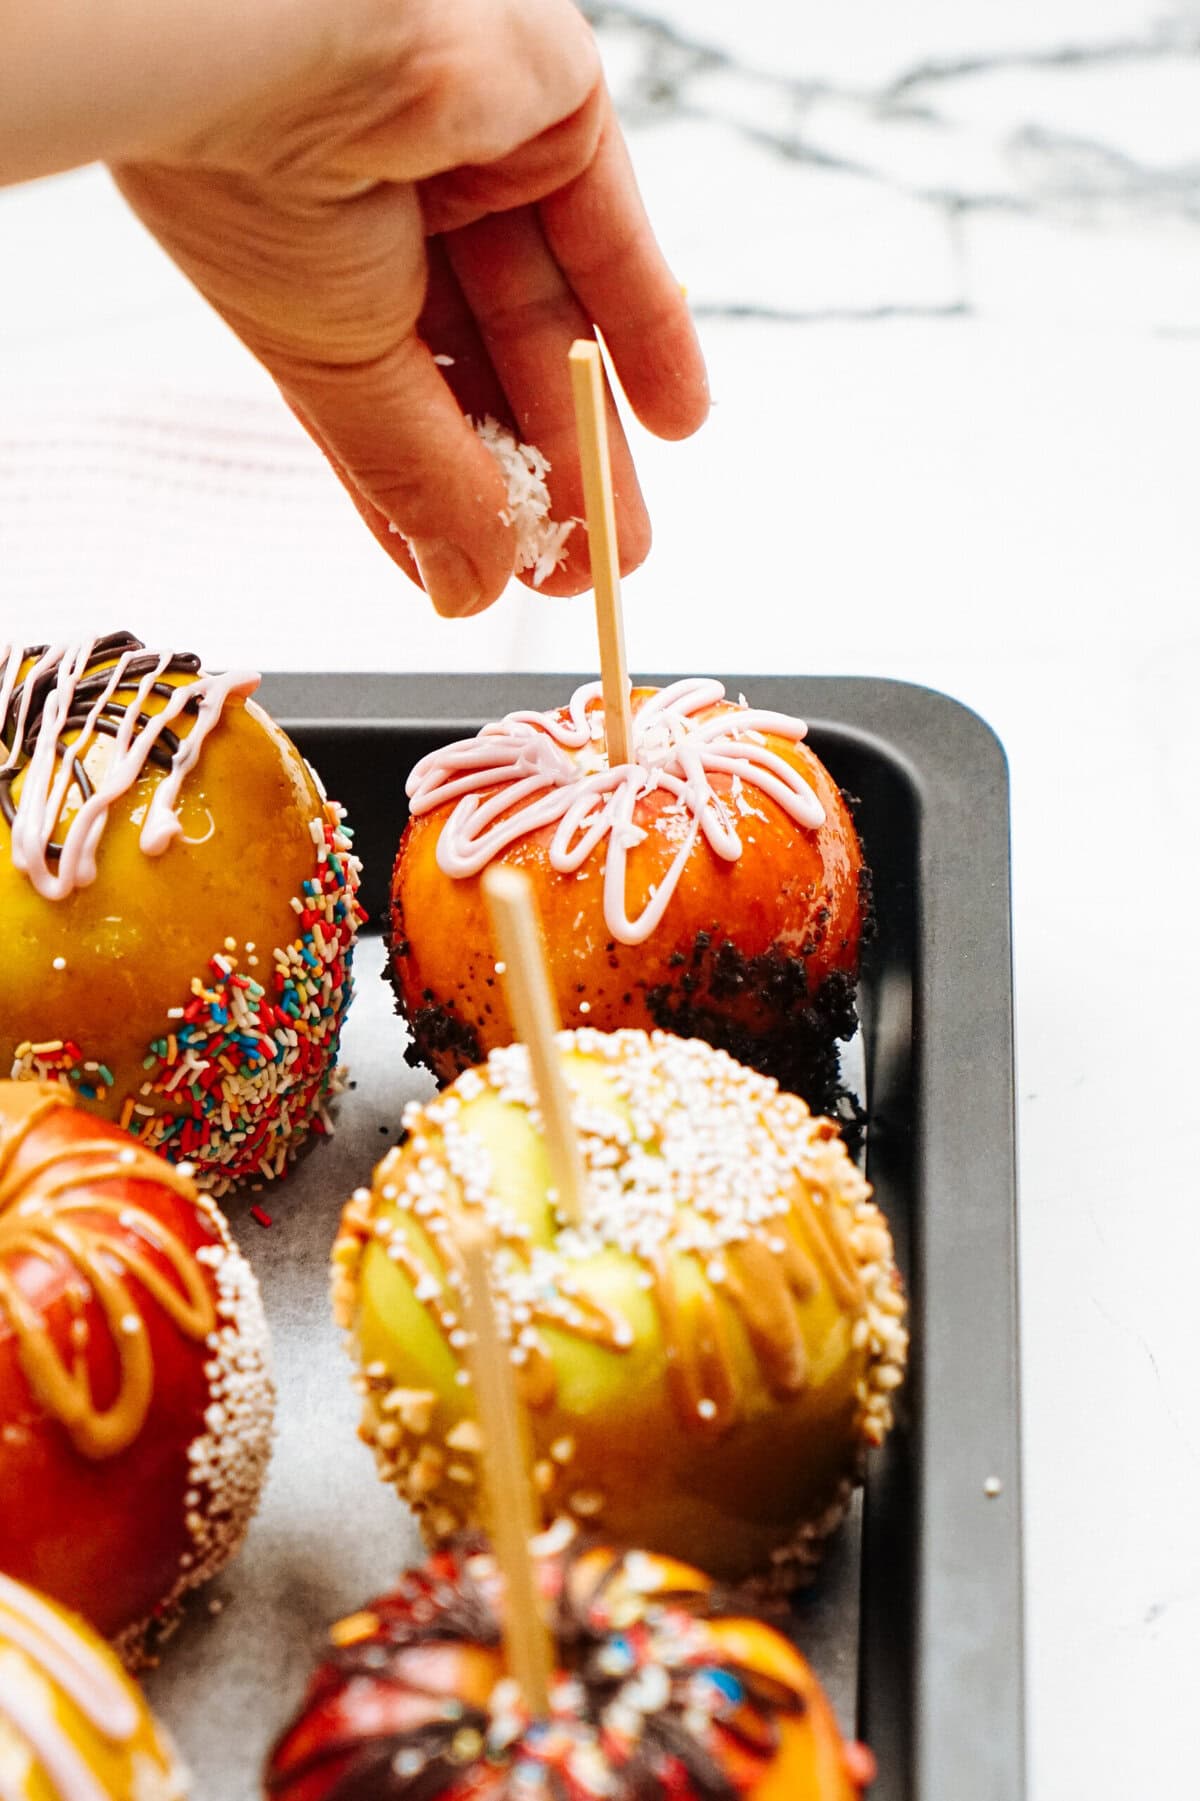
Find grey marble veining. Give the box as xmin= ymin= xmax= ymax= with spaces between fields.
xmin=584 ymin=2 xmax=1200 ymax=327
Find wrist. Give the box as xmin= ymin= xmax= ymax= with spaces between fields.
xmin=0 ymin=0 xmax=407 ymax=183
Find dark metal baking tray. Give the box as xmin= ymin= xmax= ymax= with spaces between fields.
xmin=150 ymin=673 xmax=1023 ymax=1801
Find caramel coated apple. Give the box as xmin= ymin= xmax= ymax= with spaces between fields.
xmin=389 ymin=681 xmax=868 ymax=1110
xmin=265 ymin=1531 xmax=874 ymax=1801
xmin=0 ymin=1082 xmax=274 ymax=1661
xmin=0 ymin=1572 xmax=187 ymax=1799
xmin=333 ymin=1030 xmax=906 ymax=1588
xmin=0 ymin=634 xmax=364 ymax=1192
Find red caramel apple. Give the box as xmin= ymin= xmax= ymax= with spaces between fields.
xmin=389 ymin=681 xmax=868 ymax=1110
xmin=265 ymin=1530 xmax=874 ymax=1801
xmin=0 ymin=633 xmax=365 ymax=1193
xmin=333 ymin=1030 xmax=906 ymax=1588
xmin=0 ymin=1573 xmax=187 ymax=1800
xmin=0 ymin=1082 xmax=274 ymax=1662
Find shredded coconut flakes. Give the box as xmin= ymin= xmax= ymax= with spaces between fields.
xmin=387 ymin=411 xmax=576 ymax=587
xmin=472 ymin=415 xmax=576 ymax=587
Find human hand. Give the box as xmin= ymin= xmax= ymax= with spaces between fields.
xmin=105 ymin=0 xmax=709 ymax=615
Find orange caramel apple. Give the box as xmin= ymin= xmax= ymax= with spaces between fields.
xmin=389 ymin=681 xmax=867 ymax=1109
xmin=0 ymin=633 xmax=364 ymax=1194
xmin=264 ymin=1531 xmax=874 ymax=1801
xmin=0 ymin=1573 xmax=187 ymax=1799
xmin=0 ymin=1082 xmax=274 ymax=1663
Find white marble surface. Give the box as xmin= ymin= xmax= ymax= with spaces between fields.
xmin=2 ymin=5 xmax=1199 ymax=1796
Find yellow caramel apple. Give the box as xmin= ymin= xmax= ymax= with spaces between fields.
xmin=332 ymin=1029 xmax=907 ymax=1587
xmin=0 ymin=1574 xmax=186 ymax=1800
xmin=0 ymin=634 xmax=364 ymax=1193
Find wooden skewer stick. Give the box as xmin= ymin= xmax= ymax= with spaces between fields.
xmin=460 ymin=1223 xmax=554 ymax=1717
xmin=483 ymin=864 xmax=586 ymax=1227
xmin=568 ymin=337 xmax=633 ymax=767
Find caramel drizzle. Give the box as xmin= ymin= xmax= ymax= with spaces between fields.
xmin=381 ymin=1152 xmax=864 ymax=1433
xmin=648 ymin=1250 xmax=737 ymax=1430
xmin=0 ymin=1573 xmax=139 ymax=1801
xmin=641 ymin=1182 xmax=862 ymax=1430
xmin=384 ymin=1209 xmax=625 ymax=1411
xmin=0 ymin=1093 xmax=216 ymax=1460
xmin=718 ymin=1189 xmax=861 ymax=1403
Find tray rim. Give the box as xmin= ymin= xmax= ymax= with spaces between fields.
xmin=260 ymin=669 xmax=1025 ymax=1801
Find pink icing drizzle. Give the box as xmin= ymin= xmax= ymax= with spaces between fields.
xmin=0 ymin=640 xmax=259 ymax=901
xmin=0 ymin=1573 xmax=138 ymax=1801
xmin=405 ymin=679 xmax=826 ymax=946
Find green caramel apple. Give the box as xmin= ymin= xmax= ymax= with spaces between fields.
xmin=332 ymin=1029 xmax=907 ymax=1587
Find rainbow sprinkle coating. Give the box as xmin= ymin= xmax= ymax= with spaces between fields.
xmin=7 ymin=1040 xmax=114 ymax=1103
xmin=12 ymin=802 xmax=366 ymax=1195
xmin=128 ymin=802 xmax=366 ymax=1192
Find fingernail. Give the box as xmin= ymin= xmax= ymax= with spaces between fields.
xmin=408 ymin=536 xmax=483 ymax=618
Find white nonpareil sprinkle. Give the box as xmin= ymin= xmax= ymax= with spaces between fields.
xmin=332 ymin=1026 xmax=908 ymax=1551
xmin=109 ymin=1190 xmax=274 ymax=1667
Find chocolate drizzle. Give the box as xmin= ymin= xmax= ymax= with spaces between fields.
xmin=266 ymin=1539 xmax=807 ymax=1801
xmin=0 ymin=631 xmax=259 ymax=900
xmin=0 ymin=633 xmax=201 ymax=844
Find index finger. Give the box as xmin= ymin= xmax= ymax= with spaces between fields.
xmin=538 ymin=101 xmax=709 ymax=443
